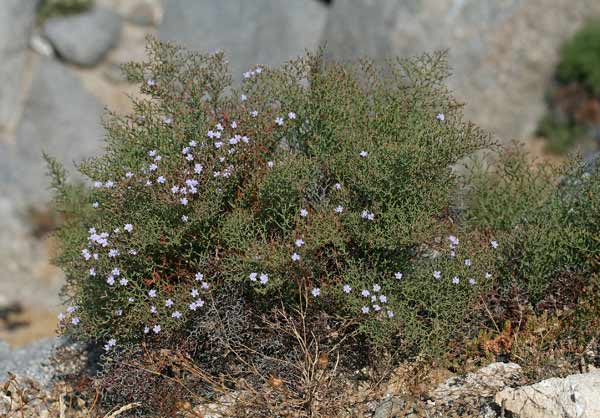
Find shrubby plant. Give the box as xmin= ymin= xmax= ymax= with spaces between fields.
xmin=557 ymin=20 xmax=600 ymax=95
xmin=464 ymin=146 xmax=600 ymax=304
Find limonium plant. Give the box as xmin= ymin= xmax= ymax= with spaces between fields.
xmin=48 ymin=38 xmax=495 ymax=362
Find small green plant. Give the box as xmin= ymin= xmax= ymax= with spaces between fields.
xmin=37 ymin=0 xmax=94 ymax=21
xmin=536 ymin=115 xmax=584 ymax=155
xmin=557 ymin=20 xmax=600 ymax=95
xmin=464 ymin=145 xmax=600 ymax=304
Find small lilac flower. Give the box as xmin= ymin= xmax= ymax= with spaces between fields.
xmin=485 ymin=272 xmax=492 ymax=279
xmin=295 ymin=239 xmax=305 ymax=247
xmin=104 ymin=180 xmax=114 ymax=188
xmin=171 ymin=185 xmax=180 ymax=194
xmin=450 ymin=250 xmax=456 ymax=258
xmin=128 ymin=297 xmax=134 ymax=302
xmin=343 ymin=284 xmax=352 ymax=293
xmin=148 ymin=289 xmax=157 ymax=298
xmin=195 ymin=273 xmax=204 ymax=282
xmin=104 ymin=338 xmax=117 ymax=351
xmin=267 ymin=161 xmax=274 ymax=168
xmin=106 ymin=276 xmax=115 ymax=286
xmin=89 ymin=268 xmax=96 ymax=277
xmin=71 ymin=317 xmax=80 ymax=325
xmin=291 ymin=252 xmax=301 ymax=262
xmin=433 ymin=271 xmax=442 ymax=280
xmin=231 ymin=121 xmax=238 ymax=129
xmin=154 ymin=155 xmax=162 ymax=162
xmin=181 ymin=215 xmax=189 ymax=222
xmin=115 ymin=309 xmax=123 ymax=316
xmin=195 ymin=299 xmax=205 ymax=308
xmin=469 ymin=278 xmax=477 ymax=285
xmin=163 ymin=116 xmax=172 ymax=124
xmin=128 ymin=249 xmax=138 ymax=256
xmin=172 ymin=311 xmax=182 ymax=319
xmin=448 ymin=235 xmax=459 ymax=247
xmin=152 ymin=324 xmax=161 ymax=334
xmin=191 ymin=288 xmax=199 ymax=297
xmin=373 ymin=304 xmax=381 ymax=311
xmin=58 ymin=312 xmax=65 ymax=321
xmin=334 ymin=183 xmax=342 ymax=190
xmin=311 ymin=288 xmax=320 ymax=297
xmin=119 ymin=278 xmax=128 ymax=286
xmin=259 ymin=273 xmax=268 ymax=285
xmin=249 ymin=272 xmax=258 ymax=282
xmin=201 ymin=281 xmax=209 ymax=290
xmin=157 ymin=176 xmax=166 ymax=184
xmin=147 ymin=79 xmax=155 ymax=87
xmin=464 ymin=259 xmax=472 ymax=267
xmin=250 ymin=110 xmax=258 ymax=118
xmin=275 ymin=117 xmax=284 ymax=126
xmin=379 ymin=295 xmax=387 ymax=303
xmin=194 ymin=163 xmax=203 ymax=174
xmin=387 ymin=310 xmax=395 ymax=318
xmin=149 ymin=163 xmax=158 ymax=172
xmin=180 ymin=197 xmax=188 ymax=206
xmin=373 ymin=284 xmax=381 ymax=292
xmin=216 ymin=123 xmax=224 ymax=132
xmin=241 ymin=135 xmax=249 ymax=144
xmin=299 ymin=208 xmax=308 ymax=217
xmin=361 ymin=289 xmax=370 ymax=297
xmin=165 ymin=299 xmax=174 ymax=308
xmin=125 ymin=171 xmax=134 ymax=178
xmin=148 ymin=150 xmax=157 ymax=157
xmin=359 ymin=150 xmax=368 ymax=158
xmin=67 ymin=306 xmax=77 ymax=314
xmin=108 ymin=249 xmax=120 ymax=258
xmin=361 ymin=306 xmax=370 ymax=314
xmin=144 ymin=326 xmax=150 ymax=334
xmin=452 ymin=276 xmax=460 ymax=284
xmin=185 ymin=154 xmax=194 ymax=161
xmin=436 ymin=113 xmax=445 ymax=121
xmin=189 ymin=140 xmax=197 ymax=147
xmin=150 ymin=305 xmax=157 ymax=314
xmin=241 ymin=94 xmax=247 ymax=102
xmin=93 ymin=181 xmax=102 ymax=188
xmin=288 ymin=112 xmax=296 ymax=119
xmin=491 ymin=240 xmax=498 ymax=249
xmin=335 ymin=205 xmax=344 ymax=213
xmin=124 ymin=224 xmax=133 ymax=233
xmin=145 ymin=180 xmax=153 ymax=186
xmin=92 ymin=201 xmax=99 ymax=208
xmin=82 ymin=249 xmax=91 ymax=260
xmin=395 ymin=272 xmax=403 ymax=280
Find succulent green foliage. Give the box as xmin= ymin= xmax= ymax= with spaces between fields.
xmin=536 ymin=115 xmax=584 ymax=155
xmin=49 ymin=38 xmax=491 ymax=355
xmin=557 ymin=20 xmax=600 ymax=95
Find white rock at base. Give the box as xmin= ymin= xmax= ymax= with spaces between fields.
xmin=495 ymin=370 xmax=600 ymax=418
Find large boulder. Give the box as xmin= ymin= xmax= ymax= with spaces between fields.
xmin=495 ymin=369 xmax=600 ymax=418
xmin=43 ymin=7 xmax=122 ymax=66
xmin=322 ymin=0 xmax=600 ymax=142
xmin=0 ymin=58 xmax=104 ymax=208
xmin=159 ymin=0 xmax=328 ymax=81
xmin=0 ymin=0 xmax=38 ymax=132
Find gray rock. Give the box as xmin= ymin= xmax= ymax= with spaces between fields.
xmin=0 ymin=58 xmax=104 ymax=208
xmin=427 ymin=362 xmax=524 ymax=417
xmin=495 ymin=370 xmax=600 ymax=418
xmin=0 ymin=0 xmax=37 ymax=131
xmin=159 ymin=0 xmax=328 ymax=82
xmin=43 ymin=7 xmax=122 ymax=66
xmin=128 ymin=2 xmax=159 ymax=26
xmin=373 ymin=396 xmax=406 ymax=418
xmin=0 ymin=337 xmax=86 ymax=387
xmin=322 ymin=0 xmax=600 ymax=143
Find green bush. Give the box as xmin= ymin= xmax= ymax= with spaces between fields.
xmin=48 ymin=39 xmax=492 ymax=360
xmin=557 ymin=20 xmax=600 ymax=95
xmin=463 ymin=146 xmax=600 ymax=303
xmin=536 ymin=115 xmax=584 ymax=155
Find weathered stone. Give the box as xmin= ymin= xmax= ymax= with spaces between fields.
xmin=159 ymin=0 xmax=328 ymax=81
xmin=0 ymin=0 xmax=37 ymax=132
xmin=0 ymin=58 xmax=104 ymax=207
xmin=495 ymin=370 xmax=600 ymax=418
xmin=43 ymin=7 xmax=122 ymax=66
xmin=322 ymin=0 xmax=600 ymax=143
